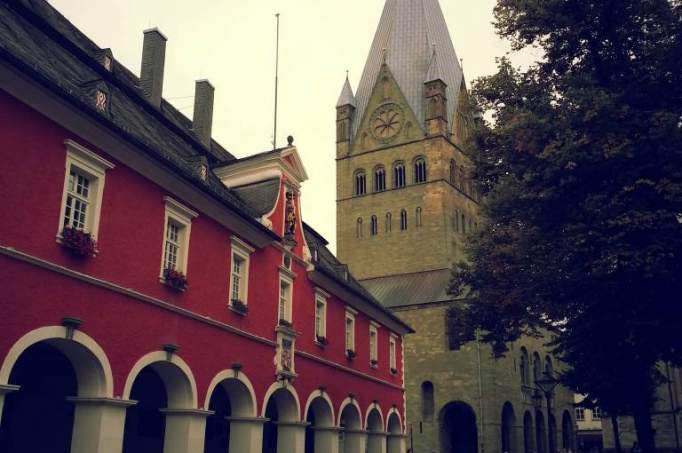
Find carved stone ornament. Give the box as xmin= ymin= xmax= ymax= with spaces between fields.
xmin=284 ymin=191 xmax=297 ymax=246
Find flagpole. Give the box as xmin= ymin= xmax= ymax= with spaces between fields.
xmin=273 ymin=13 xmax=280 ymax=150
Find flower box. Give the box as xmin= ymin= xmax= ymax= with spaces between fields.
xmin=370 ymin=359 xmax=378 ymax=367
xmin=346 ymin=349 xmax=356 ymax=360
xmin=316 ymin=335 xmax=329 ymax=345
xmin=390 ymin=367 xmax=398 ymax=375
xmin=278 ymin=319 xmax=292 ymax=328
xmin=231 ymin=299 xmax=248 ymax=314
xmin=60 ymin=226 xmax=96 ymax=257
xmin=163 ymin=268 xmax=187 ymax=291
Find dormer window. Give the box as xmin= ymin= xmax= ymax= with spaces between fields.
xmin=95 ymin=90 xmax=107 ymax=112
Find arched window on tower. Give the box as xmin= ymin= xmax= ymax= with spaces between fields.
xmin=385 ymin=212 xmax=392 ymax=233
xmin=461 ymin=213 xmax=466 ymax=234
xmin=421 ymin=381 xmax=435 ymax=421
xmin=416 ymin=207 xmax=422 ymax=228
xmin=354 ymin=170 xmax=366 ymax=196
xmin=545 ymin=356 xmax=553 ymax=376
xmin=459 ymin=167 xmax=466 ymax=192
xmin=370 ymin=215 xmax=378 ymax=236
xmin=374 ymin=166 xmax=386 ymax=192
xmin=414 ymin=157 xmax=427 ymax=183
xmin=450 ymin=159 xmax=457 ymax=185
xmin=532 ymin=352 xmax=541 ymax=384
xmin=400 ymin=209 xmax=408 ymax=231
xmin=520 ymin=347 xmax=530 ymax=386
xmin=393 ymin=161 xmax=406 ymax=188
xmin=356 ymin=218 xmax=363 ymax=238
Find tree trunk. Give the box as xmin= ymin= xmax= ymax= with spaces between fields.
xmin=611 ymin=415 xmax=622 ymax=453
xmin=632 ymin=402 xmax=656 ymax=453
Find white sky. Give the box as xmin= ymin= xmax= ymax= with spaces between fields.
xmin=49 ymin=0 xmax=536 ymax=252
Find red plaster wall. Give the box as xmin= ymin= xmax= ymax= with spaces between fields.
xmin=0 ymin=87 xmax=405 ymax=425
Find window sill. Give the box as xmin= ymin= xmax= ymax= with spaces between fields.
xmin=229 ymin=304 xmax=248 ymax=316
xmin=55 ymin=234 xmax=99 ymax=257
xmin=158 ymin=277 xmax=187 ymax=292
xmin=314 ymin=339 xmax=328 ymax=349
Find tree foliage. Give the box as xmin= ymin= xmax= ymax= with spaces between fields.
xmin=450 ymin=1 xmax=682 ymax=449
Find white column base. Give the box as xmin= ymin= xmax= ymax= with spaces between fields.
xmin=0 ymin=384 xmax=20 ymax=425
xmin=367 ymin=430 xmax=388 ymax=453
xmin=313 ymin=426 xmax=342 ymax=453
xmin=160 ymin=408 xmax=213 ymax=453
xmin=274 ymin=421 xmax=309 ymax=453
xmin=227 ymin=416 xmax=268 ymax=453
xmin=387 ymin=433 xmax=407 ymax=453
xmin=344 ymin=429 xmax=368 ymax=453
xmin=67 ymin=397 xmax=136 ymax=453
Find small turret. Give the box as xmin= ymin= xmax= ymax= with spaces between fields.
xmin=336 ymin=75 xmax=356 ymax=157
xmin=424 ymin=48 xmax=448 ymax=137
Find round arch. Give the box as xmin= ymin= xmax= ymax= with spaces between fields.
xmin=0 ymin=325 xmax=113 ymax=398
xmin=439 ymin=401 xmax=478 ymax=453
xmin=338 ymin=397 xmax=363 ymax=430
xmin=123 ymin=351 xmax=197 ymax=408
xmin=523 ymin=411 xmax=535 ymax=453
xmin=261 ymin=381 xmax=301 ymax=421
xmin=501 ymin=401 xmax=517 ymax=453
xmin=303 ymin=389 xmax=335 ymax=427
xmin=365 ymin=402 xmax=384 ymax=432
xmin=204 ymin=369 xmax=257 ymax=416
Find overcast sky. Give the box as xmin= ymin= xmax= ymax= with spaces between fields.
xmin=49 ymin=0 xmax=535 ymax=252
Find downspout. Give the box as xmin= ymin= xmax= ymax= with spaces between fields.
xmin=476 ymin=330 xmax=485 ymax=453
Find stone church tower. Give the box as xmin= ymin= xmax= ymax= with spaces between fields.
xmin=335 ymin=2 xmax=576 ymax=453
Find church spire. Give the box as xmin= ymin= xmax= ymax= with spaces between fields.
xmin=336 ymin=74 xmax=356 ymax=157
xmin=336 ymin=73 xmax=356 ymax=108
xmin=352 ymin=0 xmax=464 ymax=138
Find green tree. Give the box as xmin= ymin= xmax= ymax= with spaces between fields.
xmin=449 ymin=2 xmax=682 ymax=452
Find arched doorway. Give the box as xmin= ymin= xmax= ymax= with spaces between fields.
xmin=304 ymin=393 xmax=335 ymax=453
xmin=0 ymin=331 xmax=111 ymax=453
xmin=535 ymin=411 xmax=547 ymax=453
xmin=501 ymin=402 xmax=517 ymax=453
xmin=122 ymin=356 xmax=197 ymax=453
xmin=523 ymin=411 xmax=534 ymax=453
xmin=561 ymin=411 xmax=573 ymax=452
xmin=262 ymin=386 xmax=299 ymax=453
xmin=339 ymin=399 xmax=363 ymax=453
xmin=366 ymin=405 xmax=385 ymax=453
xmin=548 ymin=414 xmax=557 ymax=453
xmin=204 ymin=373 xmax=256 ymax=453
xmin=387 ymin=410 xmax=404 ymax=453
xmin=439 ymin=401 xmax=477 ymax=453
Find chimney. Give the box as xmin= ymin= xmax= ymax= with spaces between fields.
xmin=140 ymin=28 xmax=167 ymax=107
xmin=192 ymin=80 xmax=214 ymax=148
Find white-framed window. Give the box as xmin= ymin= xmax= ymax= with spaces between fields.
xmin=57 ymin=140 xmax=114 ymax=241
xmin=229 ymin=236 xmax=254 ymax=307
xmin=314 ymin=288 xmax=328 ymax=340
xmin=592 ymin=407 xmax=601 ymax=421
xmin=389 ymin=334 xmax=397 ymax=371
xmin=345 ymin=310 xmax=356 ymax=352
xmin=575 ymin=407 xmax=585 ymax=422
xmin=160 ymin=197 xmax=198 ymax=276
xmin=369 ymin=323 xmax=379 ymax=366
xmin=278 ymin=273 xmax=294 ymax=324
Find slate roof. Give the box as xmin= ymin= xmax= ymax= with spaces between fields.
xmin=0 ymin=0 xmax=276 ymax=234
xmin=303 ymin=223 xmax=413 ymax=332
xmin=336 ymin=76 xmax=356 ymax=108
xmin=231 ymin=178 xmax=280 ymax=217
xmin=353 ymin=0 xmax=464 ymax=138
xmin=360 ymin=268 xmax=454 ymax=308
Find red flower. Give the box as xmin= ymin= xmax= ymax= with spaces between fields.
xmin=163 ymin=268 xmax=188 ymax=291
xmin=61 ymin=226 xmax=96 ymax=257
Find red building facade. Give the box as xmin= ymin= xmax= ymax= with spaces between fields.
xmin=0 ymin=2 xmax=412 ymax=453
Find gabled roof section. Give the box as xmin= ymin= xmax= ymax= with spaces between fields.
xmin=231 ymin=178 xmax=280 ymax=217
xmin=353 ymin=0 xmax=464 ymax=138
xmin=303 ymin=223 xmax=413 ymax=334
xmin=213 ymin=145 xmax=309 ymax=190
xmin=361 ymin=268 xmax=454 ymax=308
xmin=336 ymin=76 xmax=356 ymax=108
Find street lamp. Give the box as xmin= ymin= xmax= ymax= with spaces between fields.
xmin=536 ymin=371 xmax=560 ymax=453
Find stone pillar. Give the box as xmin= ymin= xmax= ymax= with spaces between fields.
xmin=160 ymin=408 xmax=213 ymax=453
xmin=67 ymin=397 xmax=136 ymax=453
xmin=0 ymin=384 xmax=20 ymax=425
xmin=275 ymin=421 xmax=308 ymax=453
xmin=227 ymin=416 xmax=268 ymax=453
xmin=387 ymin=433 xmax=407 ymax=453
xmin=367 ymin=430 xmax=388 ymax=453
xmin=344 ymin=429 xmax=368 ymax=453
xmin=313 ymin=425 xmax=342 ymax=453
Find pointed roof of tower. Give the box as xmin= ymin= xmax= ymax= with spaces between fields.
xmin=336 ymin=75 xmax=356 ymax=108
xmin=425 ymin=46 xmax=445 ymax=83
xmin=353 ymin=0 xmax=464 ymax=137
